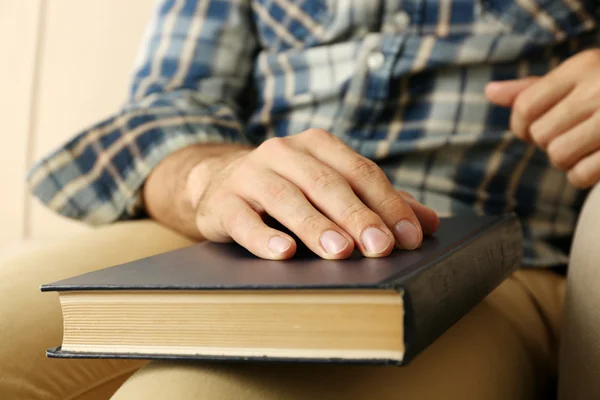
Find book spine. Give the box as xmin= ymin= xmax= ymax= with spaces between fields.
xmin=398 ymin=216 xmax=522 ymax=364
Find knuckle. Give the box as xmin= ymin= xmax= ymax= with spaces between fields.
xmin=348 ymin=157 xmax=384 ymax=182
xmin=265 ymin=181 xmax=294 ymax=204
xmin=340 ymin=202 xmax=375 ymax=227
xmin=547 ymin=142 xmax=570 ymax=170
xmin=575 ymin=49 xmax=600 ymax=67
xmin=298 ymin=213 xmax=324 ymax=234
xmin=568 ymin=166 xmax=593 ymax=188
xmin=533 ymin=131 xmax=552 ymax=150
xmin=573 ymin=80 xmax=600 ymax=104
xmin=513 ymin=95 xmax=535 ymax=122
xmin=531 ymin=132 xmax=548 ymax=149
xmin=259 ymin=137 xmax=290 ymax=154
xmin=375 ymin=195 xmax=409 ymax=213
xmin=302 ymin=128 xmax=332 ymax=141
xmin=311 ymin=170 xmax=345 ymax=191
xmin=397 ymin=190 xmax=415 ymax=199
xmin=580 ymin=86 xmax=600 ymax=104
xmin=559 ymin=100 xmax=576 ymax=117
xmin=222 ymin=207 xmax=244 ymax=236
xmin=552 ymin=157 xmax=570 ymax=172
xmin=242 ymin=223 xmax=263 ymax=246
xmin=510 ymin=113 xmax=526 ymax=139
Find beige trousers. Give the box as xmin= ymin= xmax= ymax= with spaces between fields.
xmin=7 ymin=181 xmax=600 ymax=399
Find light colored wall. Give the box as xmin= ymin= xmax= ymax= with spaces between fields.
xmin=1 ymin=0 xmax=154 ymax=252
xmin=0 ymin=1 xmax=41 ymax=249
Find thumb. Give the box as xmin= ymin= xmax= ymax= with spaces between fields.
xmin=485 ymin=77 xmax=540 ymax=107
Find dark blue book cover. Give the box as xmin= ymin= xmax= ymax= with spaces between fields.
xmin=43 ymin=215 xmax=522 ymax=365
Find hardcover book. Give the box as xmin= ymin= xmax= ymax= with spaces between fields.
xmin=42 ymin=214 xmax=522 ymax=365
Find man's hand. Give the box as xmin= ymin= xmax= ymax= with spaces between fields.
xmin=144 ymin=129 xmax=439 ymax=260
xmin=485 ymin=49 xmax=600 ymax=188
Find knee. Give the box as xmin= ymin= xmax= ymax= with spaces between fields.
xmin=0 ymin=221 xmax=187 ymax=399
xmin=0 ymin=221 xmax=194 ymax=353
xmin=112 ymin=361 xmax=256 ymax=399
xmin=0 ymin=250 xmax=64 ymax=352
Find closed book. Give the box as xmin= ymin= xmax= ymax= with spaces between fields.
xmin=42 ymin=214 xmax=521 ymax=365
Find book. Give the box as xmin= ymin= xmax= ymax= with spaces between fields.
xmin=42 ymin=214 xmax=521 ymax=366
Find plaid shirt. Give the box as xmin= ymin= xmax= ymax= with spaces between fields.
xmin=28 ymin=0 xmax=600 ymax=266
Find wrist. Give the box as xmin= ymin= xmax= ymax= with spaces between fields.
xmin=143 ymin=144 xmax=252 ymax=239
xmin=186 ymin=147 xmax=251 ymax=209
xmin=186 ymin=159 xmax=213 ymax=211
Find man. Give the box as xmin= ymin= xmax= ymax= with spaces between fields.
xmin=4 ymin=0 xmax=600 ymax=398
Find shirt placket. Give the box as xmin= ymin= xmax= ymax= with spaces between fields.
xmin=333 ymin=1 xmax=422 ymax=147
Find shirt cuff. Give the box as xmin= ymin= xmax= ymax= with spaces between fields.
xmin=27 ymin=104 xmax=246 ymax=225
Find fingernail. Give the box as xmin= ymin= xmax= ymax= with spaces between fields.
xmin=268 ymin=236 xmax=292 ymax=254
xmin=394 ymin=221 xmax=421 ymax=250
xmin=320 ymin=230 xmax=350 ymax=255
xmin=361 ymin=227 xmax=392 ymax=254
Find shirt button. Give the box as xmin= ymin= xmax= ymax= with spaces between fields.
xmin=367 ymin=52 xmax=385 ymax=71
xmin=393 ymin=11 xmax=411 ymax=32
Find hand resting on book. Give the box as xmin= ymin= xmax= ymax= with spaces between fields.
xmin=143 ymin=129 xmax=439 ymax=260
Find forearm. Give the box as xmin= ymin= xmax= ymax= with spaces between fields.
xmin=142 ymin=143 xmax=253 ymax=240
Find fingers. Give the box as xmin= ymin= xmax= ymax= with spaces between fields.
xmin=257 ymin=141 xmax=395 ymax=256
xmin=486 ymin=50 xmax=600 ymax=188
xmin=199 ymin=194 xmax=298 ymax=260
xmin=485 ymin=77 xmax=539 ymax=107
xmin=195 ymin=130 xmax=442 ymax=261
xmin=487 ymin=51 xmax=600 ymax=147
xmin=510 ymin=77 xmax=575 ymax=141
xmin=546 ymin=112 xmax=600 ymax=171
xmin=291 ymin=129 xmax=425 ymax=250
xmin=240 ymin=170 xmax=356 ymax=260
xmin=529 ymin=89 xmax=595 ymax=148
xmin=397 ymin=191 xmax=440 ymax=235
xmin=486 ymin=74 xmax=575 ymax=142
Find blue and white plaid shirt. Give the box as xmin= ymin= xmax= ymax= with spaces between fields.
xmin=28 ymin=0 xmax=600 ymax=266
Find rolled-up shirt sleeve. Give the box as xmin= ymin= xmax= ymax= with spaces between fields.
xmin=27 ymin=0 xmax=258 ymax=225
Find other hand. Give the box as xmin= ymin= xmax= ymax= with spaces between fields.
xmin=485 ymin=49 xmax=600 ymax=188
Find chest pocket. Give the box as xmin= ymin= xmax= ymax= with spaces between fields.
xmin=250 ymin=0 xmax=331 ymax=51
xmin=482 ymin=0 xmax=597 ymax=41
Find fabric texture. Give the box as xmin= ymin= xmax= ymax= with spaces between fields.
xmin=0 ymin=220 xmax=564 ymax=400
xmin=27 ymin=0 xmax=600 ymax=265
